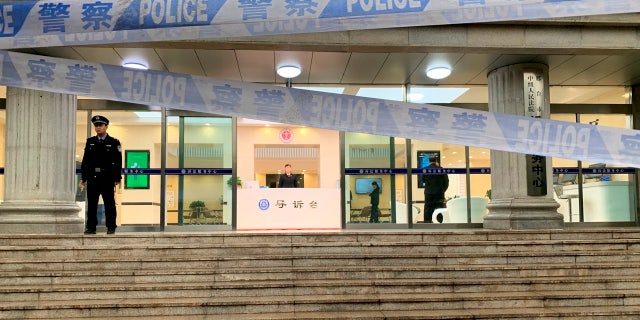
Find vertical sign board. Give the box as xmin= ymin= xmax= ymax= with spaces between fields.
xmin=125 ymin=150 xmax=150 ymax=189
xmin=524 ymin=71 xmax=547 ymax=196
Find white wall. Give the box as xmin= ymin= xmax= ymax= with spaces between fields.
xmin=237 ymin=125 xmax=340 ymax=188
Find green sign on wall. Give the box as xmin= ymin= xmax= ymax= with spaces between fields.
xmin=125 ymin=150 xmax=150 ymax=189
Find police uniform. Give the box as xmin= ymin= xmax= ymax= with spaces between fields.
xmin=81 ymin=115 xmax=122 ymax=234
xmin=278 ymin=173 xmax=298 ymax=188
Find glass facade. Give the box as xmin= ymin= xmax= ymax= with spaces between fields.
xmin=167 ymin=116 xmax=233 ymax=227
xmin=551 ymin=113 xmax=636 ymax=223
xmin=344 ymin=133 xmax=404 ymax=224
xmin=0 ymin=84 xmax=636 ymax=230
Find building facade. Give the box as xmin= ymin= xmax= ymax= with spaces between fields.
xmin=0 ymin=12 xmax=639 ymax=233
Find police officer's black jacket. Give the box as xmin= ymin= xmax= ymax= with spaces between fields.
xmin=278 ymin=174 xmax=298 ymax=188
xmin=422 ymin=163 xmax=449 ymax=196
xmin=81 ymin=135 xmax=122 ymax=183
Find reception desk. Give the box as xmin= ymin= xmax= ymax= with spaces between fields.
xmin=237 ymin=188 xmax=341 ymax=231
xmin=561 ymin=181 xmax=634 ymax=222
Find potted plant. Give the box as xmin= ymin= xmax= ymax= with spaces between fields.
xmin=227 ymin=176 xmax=243 ymax=188
xmin=189 ymin=200 xmax=206 ymax=210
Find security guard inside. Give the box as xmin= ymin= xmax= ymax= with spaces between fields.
xmin=80 ymin=115 xmax=122 ymax=235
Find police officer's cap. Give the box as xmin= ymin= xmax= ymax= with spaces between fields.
xmin=91 ymin=115 xmax=109 ymax=125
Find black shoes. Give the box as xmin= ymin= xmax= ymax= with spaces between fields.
xmin=84 ymin=229 xmax=116 ymax=235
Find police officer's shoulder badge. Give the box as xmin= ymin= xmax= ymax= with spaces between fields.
xmin=114 ymin=138 xmax=122 ymax=152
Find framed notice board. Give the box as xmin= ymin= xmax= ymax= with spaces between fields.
xmin=125 ymin=150 xmax=150 ymax=189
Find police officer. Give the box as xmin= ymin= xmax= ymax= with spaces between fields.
xmin=80 ymin=115 xmax=122 ymax=235
xmin=278 ymin=164 xmax=298 ymax=188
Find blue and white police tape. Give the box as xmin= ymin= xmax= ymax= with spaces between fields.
xmin=0 ymin=0 xmax=637 ymax=49
xmin=0 ymin=50 xmax=638 ymax=167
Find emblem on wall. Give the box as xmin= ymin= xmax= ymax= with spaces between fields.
xmin=279 ymin=128 xmax=293 ymax=143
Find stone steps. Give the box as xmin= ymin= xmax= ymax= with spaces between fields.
xmin=40 ymin=309 xmax=640 ymax=320
xmin=1 ymin=229 xmax=640 ymax=245
xmin=2 ymin=290 xmax=640 ymax=319
xmin=3 ymin=251 xmax=640 ymax=272
xmin=3 ymin=263 xmax=640 ymax=286
xmin=2 ymin=276 xmax=640 ymax=302
xmin=1 ymin=242 xmax=639 ymax=261
xmin=12 ymin=309 xmax=640 ymax=320
xmin=2 ymin=230 xmax=640 ymax=318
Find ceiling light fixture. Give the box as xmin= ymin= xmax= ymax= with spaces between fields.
xmin=277 ymin=65 xmax=301 ymax=78
xmin=122 ymin=62 xmax=149 ymax=70
xmin=426 ymin=67 xmax=451 ymax=80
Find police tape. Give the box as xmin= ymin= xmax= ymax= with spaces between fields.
xmin=0 ymin=0 xmax=637 ymax=49
xmin=1 ymin=49 xmax=638 ymax=167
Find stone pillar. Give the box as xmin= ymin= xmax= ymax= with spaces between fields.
xmin=632 ymin=85 xmax=640 ymax=223
xmin=632 ymin=86 xmax=640 ymax=130
xmin=483 ymin=63 xmax=564 ymax=230
xmin=0 ymin=87 xmax=83 ymax=234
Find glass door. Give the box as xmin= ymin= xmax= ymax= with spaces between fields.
xmin=167 ymin=116 xmax=233 ymax=228
xmin=344 ymin=133 xmax=406 ymax=226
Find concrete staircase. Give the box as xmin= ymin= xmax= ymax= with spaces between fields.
xmin=2 ymin=229 xmax=640 ymax=319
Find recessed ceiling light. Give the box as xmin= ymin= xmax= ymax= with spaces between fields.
xmin=277 ymin=65 xmax=301 ymax=78
xmin=122 ymin=62 xmax=148 ymax=70
xmin=426 ymin=67 xmax=451 ymax=80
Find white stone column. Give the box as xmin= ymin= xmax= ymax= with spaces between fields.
xmin=0 ymin=87 xmax=83 ymax=234
xmin=483 ymin=63 xmax=564 ymax=230
xmin=633 ymin=86 xmax=640 ymax=130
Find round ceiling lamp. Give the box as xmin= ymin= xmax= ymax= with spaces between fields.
xmin=122 ymin=62 xmax=149 ymax=70
xmin=277 ymin=65 xmax=302 ymax=78
xmin=426 ymin=67 xmax=451 ymax=80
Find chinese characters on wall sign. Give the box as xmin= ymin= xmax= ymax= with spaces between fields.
xmin=274 ymin=199 xmax=318 ymax=209
xmin=524 ymin=71 xmax=547 ymax=196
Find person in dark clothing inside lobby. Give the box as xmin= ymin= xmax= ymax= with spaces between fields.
xmin=80 ymin=115 xmax=122 ymax=235
xmin=368 ymin=181 xmax=380 ymax=223
xmin=422 ymin=156 xmax=449 ymax=223
xmin=278 ymin=164 xmax=298 ymax=188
